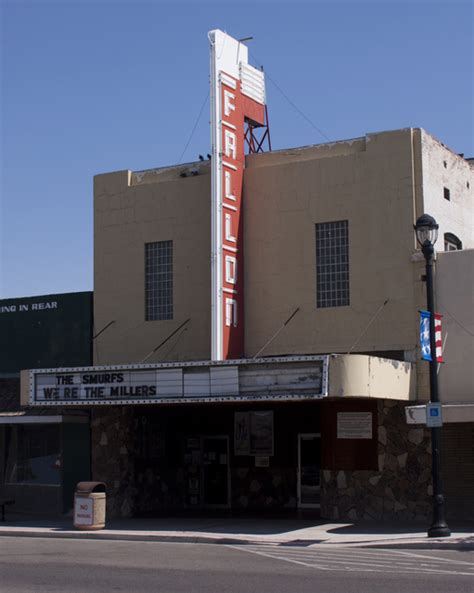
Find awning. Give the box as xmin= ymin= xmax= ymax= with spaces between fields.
xmin=405 ymin=403 xmax=474 ymax=424
xmin=0 ymin=412 xmax=88 ymax=424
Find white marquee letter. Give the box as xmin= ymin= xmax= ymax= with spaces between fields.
xmin=225 ymin=298 xmax=238 ymax=327
xmin=224 ymin=90 xmax=235 ymax=117
xmin=225 ymin=255 xmax=237 ymax=284
xmin=224 ymin=130 xmax=237 ymax=160
xmin=225 ymin=213 xmax=236 ymax=243
xmin=224 ymin=170 xmax=236 ymax=201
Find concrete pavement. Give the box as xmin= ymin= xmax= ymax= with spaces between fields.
xmin=4 ymin=537 xmax=472 ymax=593
xmin=1 ymin=514 xmax=473 ymax=550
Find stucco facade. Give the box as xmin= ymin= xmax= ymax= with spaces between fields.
xmin=94 ymin=128 xmax=473 ymax=373
xmin=436 ymin=249 xmax=474 ymax=404
xmin=94 ymin=168 xmax=211 ymax=364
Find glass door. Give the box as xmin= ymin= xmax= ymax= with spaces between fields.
xmin=202 ymin=436 xmax=230 ymax=508
xmin=297 ymin=433 xmax=321 ymax=508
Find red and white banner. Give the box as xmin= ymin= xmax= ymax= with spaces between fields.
xmin=209 ymin=30 xmax=266 ymax=360
xmin=434 ymin=313 xmax=443 ymax=363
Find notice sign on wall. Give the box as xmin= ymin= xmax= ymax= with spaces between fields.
xmin=234 ymin=412 xmax=251 ymax=455
xmin=337 ymin=412 xmax=373 ymax=439
xmin=234 ymin=411 xmax=274 ymax=455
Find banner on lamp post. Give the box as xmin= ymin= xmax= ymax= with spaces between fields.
xmin=419 ymin=311 xmax=444 ymax=363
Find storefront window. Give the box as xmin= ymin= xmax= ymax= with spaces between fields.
xmin=5 ymin=425 xmax=61 ymax=486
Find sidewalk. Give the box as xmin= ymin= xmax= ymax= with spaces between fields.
xmin=1 ymin=514 xmax=473 ymax=550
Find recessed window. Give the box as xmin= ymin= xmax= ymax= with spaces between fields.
xmin=443 ymin=161 xmax=447 ymax=169
xmin=5 ymin=425 xmax=61 ymax=485
xmin=443 ymin=187 xmax=451 ymax=201
xmin=145 ymin=241 xmax=173 ymax=321
xmin=315 ymin=220 xmax=349 ymax=308
xmin=444 ymin=233 xmax=462 ymax=251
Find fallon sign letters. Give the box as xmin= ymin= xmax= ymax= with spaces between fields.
xmin=209 ymin=29 xmax=266 ymax=360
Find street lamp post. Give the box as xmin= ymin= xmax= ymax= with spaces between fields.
xmin=414 ymin=213 xmax=451 ymax=538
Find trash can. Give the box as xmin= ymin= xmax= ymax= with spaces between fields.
xmin=73 ymin=482 xmax=106 ymax=530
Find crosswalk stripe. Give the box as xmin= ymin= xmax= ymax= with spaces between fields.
xmin=389 ymin=548 xmax=474 ymax=567
xmin=244 ymin=548 xmax=439 ymax=569
xmin=244 ymin=544 xmax=474 ymax=568
xmin=228 ymin=545 xmax=332 ymax=571
xmin=228 ymin=544 xmax=474 ymax=576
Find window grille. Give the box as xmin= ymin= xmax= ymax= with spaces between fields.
xmin=315 ymin=221 xmax=349 ymax=308
xmin=145 ymin=241 xmax=173 ymax=321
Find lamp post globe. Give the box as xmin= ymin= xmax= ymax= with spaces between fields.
xmin=414 ymin=213 xmax=439 ymax=254
xmin=414 ymin=213 xmax=450 ymax=538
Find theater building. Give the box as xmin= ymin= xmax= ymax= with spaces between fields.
xmin=21 ymin=31 xmax=473 ymax=521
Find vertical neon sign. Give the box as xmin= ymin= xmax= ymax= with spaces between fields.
xmin=209 ymin=30 xmax=266 ymax=360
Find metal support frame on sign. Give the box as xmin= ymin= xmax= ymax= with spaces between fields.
xmin=244 ymin=105 xmax=272 ymax=154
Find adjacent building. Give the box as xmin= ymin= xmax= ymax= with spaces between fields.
xmin=0 ymin=292 xmax=93 ymax=515
xmin=406 ymin=248 xmax=474 ymax=520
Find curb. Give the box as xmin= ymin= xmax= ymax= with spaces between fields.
xmin=0 ymin=530 xmax=256 ymax=545
xmin=353 ymin=541 xmax=474 ymax=551
xmin=0 ymin=529 xmax=472 ymax=550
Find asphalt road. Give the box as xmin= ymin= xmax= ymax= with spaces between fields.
xmin=0 ymin=537 xmax=472 ymax=593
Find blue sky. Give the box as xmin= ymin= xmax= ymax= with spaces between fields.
xmin=1 ymin=0 xmax=472 ymax=298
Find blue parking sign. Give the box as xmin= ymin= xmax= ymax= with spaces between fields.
xmin=426 ymin=403 xmax=443 ymax=427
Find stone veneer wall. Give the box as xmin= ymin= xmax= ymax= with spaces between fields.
xmin=320 ymin=400 xmax=433 ymax=522
xmin=91 ymin=407 xmax=136 ymax=518
xmin=92 ymin=400 xmax=435 ymax=521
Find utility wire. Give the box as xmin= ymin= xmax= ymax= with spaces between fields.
xmin=249 ymin=51 xmax=331 ymax=143
xmin=178 ymin=91 xmax=209 ymax=164
xmin=93 ymin=320 xmax=115 ymax=340
xmin=253 ymin=307 xmax=300 ymax=358
xmin=162 ymin=326 xmax=188 ymax=360
xmin=92 ymin=320 xmax=116 ymax=366
xmin=140 ymin=318 xmax=191 ymax=363
xmin=438 ymin=304 xmax=474 ymax=338
xmin=347 ymin=299 xmax=390 ymax=354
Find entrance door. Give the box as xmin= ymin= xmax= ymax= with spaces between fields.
xmin=202 ymin=436 xmax=230 ymax=508
xmin=297 ymin=433 xmax=321 ymax=508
